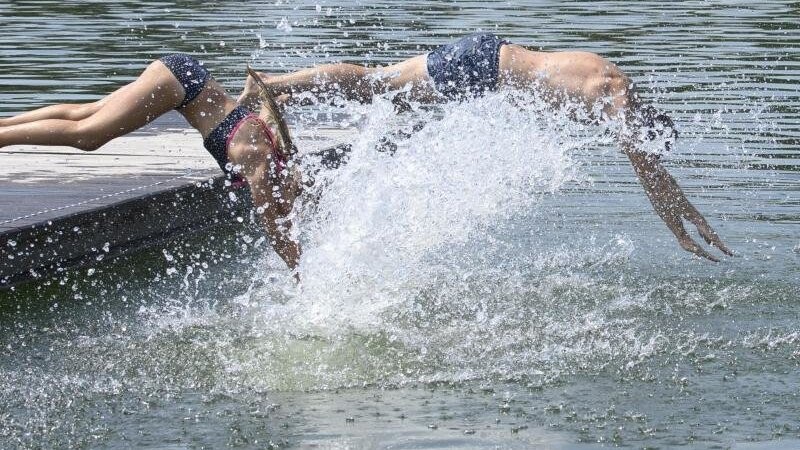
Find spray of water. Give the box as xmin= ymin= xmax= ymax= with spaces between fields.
xmin=156 ymin=91 xmax=663 ymax=390
xmin=3 ymin=87 xmax=798 ymax=450
xmin=297 ymin=96 xmax=577 ymax=315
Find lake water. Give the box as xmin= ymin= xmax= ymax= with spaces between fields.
xmin=1 ymin=1 xmax=799 ymax=448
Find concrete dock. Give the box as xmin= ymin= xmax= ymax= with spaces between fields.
xmin=0 ymin=113 xmax=352 ymax=288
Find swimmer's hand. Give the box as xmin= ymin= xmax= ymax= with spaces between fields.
xmin=625 ymin=149 xmax=734 ymax=262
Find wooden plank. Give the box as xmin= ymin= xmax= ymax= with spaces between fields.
xmin=1 ymin=176 xmax=247 ymax=287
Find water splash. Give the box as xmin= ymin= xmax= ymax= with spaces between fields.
xmin=111 ymin=91 xmax=612 ymax=391
xmin=294 ymin=93 xmax=588 ymax=329
xmin=3 ymin=87 xmax=798 ymax=448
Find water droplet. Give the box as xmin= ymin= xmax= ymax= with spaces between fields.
xmin=277 ymin=17 xmax=293 ymax=33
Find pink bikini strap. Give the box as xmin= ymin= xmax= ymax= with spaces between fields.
xmin=225 ymin=113 xmax=287 ymax=175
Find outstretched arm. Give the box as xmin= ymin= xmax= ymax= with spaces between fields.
xmin=232 ymin=71 xmax=304 ymax=272
xmin=248 ymin=164 xmax=301 ymax=270
xmin=621 ymin=140 xmax=733 ymax=261
xmin=597 ymin=68 xmax=732 ymax=261
xmin=229 ymin=132 xmax=301 ymax=271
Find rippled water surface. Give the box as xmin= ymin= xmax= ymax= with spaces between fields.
xmin=1 ymin=1 xmax=799 ymax=448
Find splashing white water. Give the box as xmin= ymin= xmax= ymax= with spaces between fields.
xmin=116 ymin=90 xmax=684 ymax=392
xmin=285 ymin=92 xmax=591 ymax=329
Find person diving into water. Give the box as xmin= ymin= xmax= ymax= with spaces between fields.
xmin=240 ymin=33 xmax=733 ymax=262
xmin=0 ymin=54 xmax=302 ymax=271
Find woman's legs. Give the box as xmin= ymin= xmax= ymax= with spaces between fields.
xmin=266 ymin=62 xmax=378 ymax=102
xmin=0 ymin=61 xmax=184 ymax=150
xmin=0 ymin=101 xmax=103 ymax=127
xmin=240 ymin=54 xmax=438 ymax=106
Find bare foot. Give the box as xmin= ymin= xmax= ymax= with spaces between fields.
xmin=237 ymin=71 xmax=268 ymax=109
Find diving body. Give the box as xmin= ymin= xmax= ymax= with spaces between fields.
xmin=0 ymin=54 xmax=301 ymax=270
xmin=241 ymin=33 xmax=733 ymax=261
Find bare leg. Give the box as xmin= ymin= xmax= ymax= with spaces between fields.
xmin=0 ymin=61 xmax=183 ymax=150
xmin=0 ymin=101 xmax=102 ymax=127
xmin=0 ymin=80 xmax=149 ymax=127
xmin=239 ymin=54 xmax=437 ymax=106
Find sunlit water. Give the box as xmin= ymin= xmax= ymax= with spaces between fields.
xmin=1 ymin=1 xmax=799 ymax=448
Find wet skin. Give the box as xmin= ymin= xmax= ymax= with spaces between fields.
xmin=0 ymin=60 xmax=301 ymax=270
xmin=240 ymin=43 xmax=733 ymax=262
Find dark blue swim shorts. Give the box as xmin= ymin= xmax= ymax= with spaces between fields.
xmin=426 ymin=33 xmax=509 ymax=100
xmin=159 ymin=53 xmax=212 ymax=108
